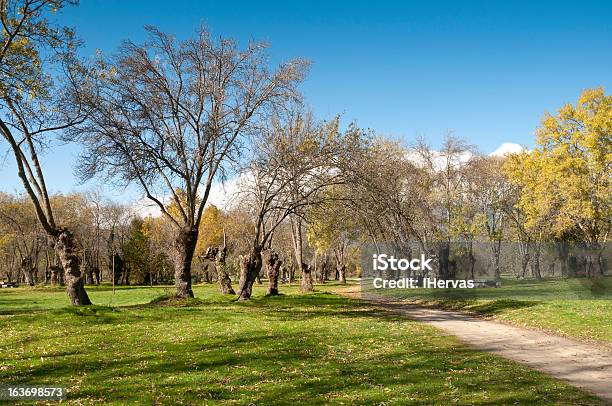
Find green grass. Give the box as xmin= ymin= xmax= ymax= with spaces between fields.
xmin=362 ymin=277 xmax=612 ymax=344
xmin=0 ymin=284 xmax=604 ymax=405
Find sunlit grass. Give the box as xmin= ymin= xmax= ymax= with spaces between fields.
xmin=363 ymin=277 xmax=612 ymax=343
xmin=0 ymin=284 xmax=603 ymax=404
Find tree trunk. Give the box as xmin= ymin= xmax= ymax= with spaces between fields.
xmin=85 ymin=267 xmax=94 ymax=285
xmin=262 ymin=249 xmax=282 ymax=296
xmin=173 ymin=227 xmax=198 ymax=298
xmin=531 ymin=242 xmax=542 ymax=280
xmin=50 ymin=266 xmax=63 ymax=286
xmin=20 ymin=258 xmax=35 ymax=286
xmin=216 ymin=246 xmax=235 ymax=295
xmin=300 ymin=262 xmax=313 ymax=292
xmin=438 ymin=241 xmax=451 ymax=279
xmin=490 ymin=239 xmax=501 ymax=280
xmin=338 ymin=264 xmax=346 ymax=284
xmin=519 ymin=241 xmax=530 ymax=278
xmin=52 ymin=228 xmax=91 ymax=306
xmin=236 ymin=249 xmax=262 ymax=300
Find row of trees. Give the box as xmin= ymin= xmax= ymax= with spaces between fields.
xmin=1 ymin=0 xmax=609 ymax=305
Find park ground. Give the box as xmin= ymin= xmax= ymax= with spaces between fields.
xmin=358 ymin=277 xmax=612 ymax=345
xmin=0 ymin=281 xmax=609 ymax=405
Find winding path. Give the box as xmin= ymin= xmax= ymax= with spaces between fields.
xmin=339 ymin=287 xmax=612 ymax=403
xmin=381 ymin=302 xmax=612 ymax=403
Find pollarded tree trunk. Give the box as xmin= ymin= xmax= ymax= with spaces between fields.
xmin=300 ymin=262 xmax=313 ymax=292
xmin=52 ymin=228 xmax=91 ymax=306
xmin=173 ymin=227 xmax=198 ymax=298
xmin=215 ymin=246 xmax=235 ymax=295
xmin=21 ymin=258 xmax=35 ymax=286
xmin=262 ymin=249 xmax=282 ymax=296
xmin=236 ymin=250 xmax=262 ymax=300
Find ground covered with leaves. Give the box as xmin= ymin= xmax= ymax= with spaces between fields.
xmin=0 ymin=284 xmax=604 ymax=404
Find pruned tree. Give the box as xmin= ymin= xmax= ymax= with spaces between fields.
xmin=69 ymin=26 xmax=308 ymax=298
xmin=234 ymin=108 xmax=355 ymax=298
xmin=0 ymin=0 xmax=93 ymax=304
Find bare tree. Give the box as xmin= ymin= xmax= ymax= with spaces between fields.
xmin=234 ymin=109 xmax=354 ymax=298
xmin=0 ymin=0 xmax=93 ymax=305
xmin=69 ymin=26 xmax=308 ymax=298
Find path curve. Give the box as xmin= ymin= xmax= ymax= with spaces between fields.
xmin=373 ymin=300 xmax=612 ymax=403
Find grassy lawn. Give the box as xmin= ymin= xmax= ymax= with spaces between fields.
xmin=361 ymin=277 xmax=612 ymax=344
xmin=0 ymin=283 xmax=604 ymax=405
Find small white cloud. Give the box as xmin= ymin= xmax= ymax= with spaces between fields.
xmin=131 ymin=196 xmax=162 ymax=218
xmin=490 ymin=143 xmax=525 ymax=157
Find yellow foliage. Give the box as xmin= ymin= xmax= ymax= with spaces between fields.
xmin=504 ymin=87 xmax=611 ymax=243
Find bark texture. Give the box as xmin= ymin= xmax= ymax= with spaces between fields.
xmin=237 ymin=250 xmax=262 ymax=300
xmin=173 ymin=228 xmax=197 ymax=298
xmin=208 ymin=245 xmax=235 ymax=295
xmin=300 ymin=262 xmax=313 ymax=292
xmin=262 ymin=249 xmax=282 ymax=295
xmin=338 ymin=264 xmax=346 ymax=284
xmin=52 ymin=228 xmax=91 ymax=306
xmin=20 ymin=258 xmax=35 ymax=286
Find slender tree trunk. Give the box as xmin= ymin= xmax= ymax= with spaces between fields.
xmin=262 ymin=249 xmax=282 ymax=295
xmin=173 ymin=227 xmax=197 ymax=298
xmin=438 ymin=241 xmax=451 ymax=279
xmin=236 ymin=249 xmax=262 ymax=300
xmin=52 ymin=228 xmax=91 ymax=306
xmin=490 ymin=239 xmax=501 ymax=280
xmin=44 ymin=251 xmax=51 ymax=284
xmin=291 ymin=217 xmax=313 ymax=292
xmin=519 ymin=240 xmax=530 ymax=278
xmin=532 ymin=242 xmax=542 ymax=280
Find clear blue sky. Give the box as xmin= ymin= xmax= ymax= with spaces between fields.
xmin=1 ymin=0 xmax=611 ymax=199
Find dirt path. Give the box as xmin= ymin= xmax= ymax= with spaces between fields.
xmin=382 ymin=302 xmax=612 ymax=403
xmin=337 ymin=287 xmax=612 ymax=403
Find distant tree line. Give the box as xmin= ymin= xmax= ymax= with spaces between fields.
xmin=1 ymin=0 xmax=609 ymax=305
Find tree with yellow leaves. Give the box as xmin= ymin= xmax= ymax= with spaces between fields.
xmin=505 ymin=87 xmax=611 ymax=274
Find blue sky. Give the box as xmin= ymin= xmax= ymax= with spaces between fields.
xmin=1 ymin=0 xmax=611 ymax=200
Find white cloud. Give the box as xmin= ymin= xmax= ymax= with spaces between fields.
xmin=489 ymin=142 xmax=526 ymax=157
xmin=128 ymin=176 xmax=244 ymax=218
xmin=206 ymin=175 xmax=244 ymax=210
xmin=130 ymin=196 xmax=162 ymax=218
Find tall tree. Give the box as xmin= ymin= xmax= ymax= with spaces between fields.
xmin=235 ymin=109 xmax=353 ymax=298
xmin=70 ymin=26 xmax=308 ymax=298
xmin=504 ymin=88 xmax=611 ymax=274
xmin=0 ymin=0 xmax=91 ymax=304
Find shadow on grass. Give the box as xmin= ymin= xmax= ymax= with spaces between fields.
xmin=0 ymin=287 xmax=604 ymax=404
xmin=410 ymin=298 xmax=541 ymax=317
xmin=3 ymin=321 xmax=602 ymax=405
